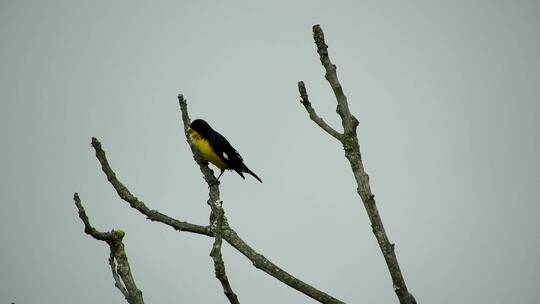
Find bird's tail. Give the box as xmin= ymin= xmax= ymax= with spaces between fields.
xmin=241 ymin=164 xmax=262 ymax=183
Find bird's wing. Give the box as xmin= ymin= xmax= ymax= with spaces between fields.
xmin=209 ymin=129 xmax=260 ymax=182
xmin=208 ymin=130 xmax=244 ymax=167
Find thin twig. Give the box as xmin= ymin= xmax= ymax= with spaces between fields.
xmin=299 ymin=24 xmax=416 ymax=304
xmin=74 ymin=193 xmax=145 ymax=304
xmin=298 ymin=81 xmax=343 ymax=141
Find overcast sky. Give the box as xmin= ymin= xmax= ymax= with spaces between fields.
xmin=1 ymin=1 xmax=539 ymax=303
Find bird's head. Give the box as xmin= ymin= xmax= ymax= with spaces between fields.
xmin=189 ymin=119 xmax=213 ymax=137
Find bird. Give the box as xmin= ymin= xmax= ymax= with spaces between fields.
xmin=187 ymin=119 xmax=262 ymax=183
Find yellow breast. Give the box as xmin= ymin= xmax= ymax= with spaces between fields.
xmin=188 ymin=129 xmax=228 ymax=170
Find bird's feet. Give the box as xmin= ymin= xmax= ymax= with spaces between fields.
xmin=208 ymin=179 xmax=220 ymax=188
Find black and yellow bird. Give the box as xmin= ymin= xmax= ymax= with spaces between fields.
xmin=188 ymin=119 xmax=262 ymax=183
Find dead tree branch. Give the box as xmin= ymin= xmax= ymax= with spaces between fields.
xmin=205 ymin=189 xmax=239 ymax=304
xmin=178 ymin=104 xmax=240 ymax=304
xmin=91 ymin=137 xmax=212 ymax=237
xmin=298 ymin=24 xmax=416 ymax=304
xmin=298 ymin=82 xmax=343 ymax=141
xmin=210 ymin=236 xmax=240 ymax=304
xmin=182 ymin=94 xmax=344 ymax=304
xmin=73 ymin=193 xmax=145 ymax=304
xmin=93 ymin=132 xmax=239 ymax=303
xmin=91 ymin=97 xmax=346 ymax=304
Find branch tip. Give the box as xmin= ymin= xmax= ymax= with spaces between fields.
xmin=298 ymin=81 xmax=306 ymax=95
xmin=297 ymin=81 xmax=343 ymax=141
xmin=177 ymin=94 xmax=186 ymax=104
xmin=91 ymin=137 xmax=101 ymax=149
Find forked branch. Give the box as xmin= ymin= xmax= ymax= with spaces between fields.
xmin=298 ymin=24 xmax=416 ymax=304
xmin=72 ymin=23 xmax=417 ymax=304
xmin=178 ymin=94 xmax=345 ymax=304
xmin=87 ymin=97 xmax=346 ymax=303
xmin=73 ymin=193 xmax=145 ymax=304
xmin=298 ymin=81 xmax=343 ymax=141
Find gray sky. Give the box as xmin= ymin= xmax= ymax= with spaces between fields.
xmin=1 ymin=1 xmax=539 ymax=303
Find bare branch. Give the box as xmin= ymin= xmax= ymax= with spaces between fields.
xmin=178 ymin=95 xmax=345 ymax=304
xmin=207 ymin=203 xmax=239 ymax=304
xmin=299 ymin=25 xmax=416 ymax=304
xmin=312 ymin=24 xmax=359 ymax=135
xmin=223 ymin=228 xmax=345 ymax=304
xmin=210 ymin=236 xmax=240 ymax=304
xmin=74 ymin=193 xmax=145 ymax=304
xmin=91 ymin=137 xmax=212 ymax=237
xmin=298 ymin=81 xmax=343 ymax=141
xmin=179 ymin=94 xmax=241 ymax=302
